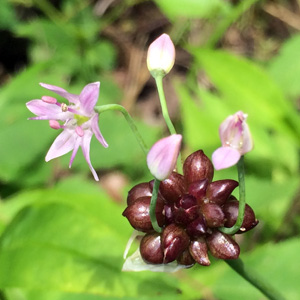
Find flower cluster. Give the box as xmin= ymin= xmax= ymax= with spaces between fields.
xmin=123 ymin=150 xmax=258 ymax=268
xmin=26 ymin=82 xmax=108 ymax=181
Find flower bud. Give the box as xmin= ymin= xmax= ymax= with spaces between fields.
xmin=147 ymin=33 xmax=175 ymax=76
xmin=122 ymin=196 xmax=165 ymax=232
xmin=189 ymin=238 xmax=210 ymax=266
xmin=159 ymin=172 xmax=185 ymax=203
xmin=162 ymin=224 xmax=190 ymax=263
xmin=147 ymin=134 xmax=182 ymax=181
xmin=206 ymin=231 xmax=240 ymax=260
xmin=140 ymin=232 xmax=164 ymax=264
xmin=200 ymin=203 xmax=225 ymax=228
xmin=183 ymin=150 xmax=214 ymax=185
xmin=127 ymin=182 xmax=152 ymax=205
xmin=212 ymin=111 xmax=253 ymax=170
xmin=206 ymin=180 xmax=238 ymax=205
xmin=222 ymin=200 xmax=259 ymax=233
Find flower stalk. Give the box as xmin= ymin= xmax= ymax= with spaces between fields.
xmin=219 ymin=156 xmax=246 ymax=234
xmin=94 ymin=104 xmax=148 ymax=155
xmin=149 ymin=178 xmax=162 ymax=233
xmin=154 ymin=75 xmax=182 ymax=174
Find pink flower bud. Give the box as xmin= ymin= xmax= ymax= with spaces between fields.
xmin=49 ymin=120 xmax=61 ymax=129
xmin=147 ymin=33 xmax=175 ymax=76
xmin=212 ymin=111 xmax=253 ymax=170
xmin=147 ymin=134 xmax=182 ymax=181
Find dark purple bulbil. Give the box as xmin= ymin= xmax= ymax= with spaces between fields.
xmin=123 ymin=150 xmax=258 ymax=267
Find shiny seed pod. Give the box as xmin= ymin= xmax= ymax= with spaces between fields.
xmin=177 ymin=249 xmax=195 ymax=267
xmin=206 ymin=230 xmax=240 ymax=260
xmin=206 ymin=180 xmax=239 ymax=205
xmin=186 ymin=215 xmax=207 ymax=238
xmin=159 ymin=172 xmax=185 ymax=203
xmin=201 ymin=203 xmax=225 ymax=228
xmin=140 ymin=232 xmax=164 ymax=264
xmin=122 ymin=196 xmax=165 ymax=232
xmin=177 ymin=194 xmax=197 ymax=209
xmin=173 ymin=205 xmax=199 ymax=225
xmin=183 ymin=150 xmax=214 ymax=185
xmin=189 ymin=238 xmax=210 ymax=266
xmin=188 ymin=179 xmax=209 ymax=204
xmin=162 ymin=224 xmax=190 ymax=263
xmin=222 ymin=200 xmax=259 ymax=233
xmin=127 ymin=182 xmax=152 ymax=205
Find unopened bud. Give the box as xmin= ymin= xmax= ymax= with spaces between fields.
xmin=147 ymin=33 xmax=175 ymax=77
xmin=147 ymin=134 xmax=182 ymax=181
xmin=140 ymin=233 xmax=164 ymax=264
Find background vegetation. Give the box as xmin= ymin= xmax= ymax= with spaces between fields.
xmin=0 ymin=0 xmax=300 ymax=299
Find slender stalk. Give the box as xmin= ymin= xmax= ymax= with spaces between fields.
xmin=149 ymin=178 xmax=162 ymax=233
xmin=219 ymin=156 xmax=245 ymax=234
xmin=225 ymin=258 xmax=286 ymax=300
xmin=154 ymin=75 xmax=183 ymax=174
xmin=94 ymin=104 xmax=148 ymax=155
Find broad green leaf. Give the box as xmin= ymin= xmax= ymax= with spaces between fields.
xmin=154 ymin=0 xmax=230 ymax=19
xmin=0 ymin=179 xmax=196 ymax=299
xmin=193 ymin=49 xmax=297 ymax=131
xmin=187 ymin=238 xmax=300 ymax=300
xmin=268 ymin=33 xmax=300 ymax=99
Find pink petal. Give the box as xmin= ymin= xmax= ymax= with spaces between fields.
xmin=90 ymin=114 xmax=108 ymax=148
xmin=147 ymin=134 xmax=182 ymax=180
xmin=26 ymin=100 xmax=70 ymax=120
xmin=40 ymin=83 xmax=79 ymax=104
xmin=69 ymin=137 xmax=81 ymax=168
xmin=212 ymin=147 xmax=241 ymax=170
xmin=147 ymin=33 xmax=175 ymax=74
xmin=45 ymin=130 xmax=76 ymax=162
xmin=241 ymin=122 xmax=254 ymax=154
xmin=79 ymin=82 xmax=100 ymax=116
xmin=80 ymin=130 xmax=99 ymax=181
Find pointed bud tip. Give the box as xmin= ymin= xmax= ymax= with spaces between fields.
xmin=147 ymin=33 xmax=175 ymax=76
xmin=147 ymin=134 xmax=182 ymax=181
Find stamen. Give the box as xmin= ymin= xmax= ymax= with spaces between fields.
xmin=75 ymin=126 xmax=84 ymax=137
xmin=49 ymin=120 xmax=61 ymax=130
xmin=61 ymin=103 xmax=68 ymax=112
xmin=42 ymin=96 xmax=57 ymax=104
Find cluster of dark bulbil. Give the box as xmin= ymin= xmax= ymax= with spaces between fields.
xmin=123 ymin=150 xmax=258 ymax=267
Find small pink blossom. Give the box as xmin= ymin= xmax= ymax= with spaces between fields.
xmin=26 ymin=82 xmax=108 ymax=181
xmin=147 ymin=134 xmax=182 ymax=180
xmin=212 ymin=111 xmax=253 ymax=170
xmin=147 ymin=33 xmax=175 ymax=76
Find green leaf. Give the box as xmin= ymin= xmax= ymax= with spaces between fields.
xmin=154 ymin=0 xmax=230 ymax=19
xmin=0 ymin=179 xmax=193 ymax=299
xmin=188 ymin=48 xmax=300 ymax=174
xmin=268 ymin=33 xmax=300 ymax=99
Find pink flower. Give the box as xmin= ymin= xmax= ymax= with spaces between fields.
xmin=147 ymin=134 xmax=182 ymax=180
xmin=26 ymin=82 xmax=108 ymax=181
xmin=147 ymin=33 xmax=175 ymax=76
xmin=212 ymin=111 xmax=253 ymax=170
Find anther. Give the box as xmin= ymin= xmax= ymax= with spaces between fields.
xmin=61 ymin=103 xmax=68 ymax=112
xmin=42 ymin=96 xmax=57 ymax=104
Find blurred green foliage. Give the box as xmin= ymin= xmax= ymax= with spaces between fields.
xmin=0 ymin=0 xmax=300 ymax=299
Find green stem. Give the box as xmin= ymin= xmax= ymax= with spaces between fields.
xmin=150 ymin=178 xmax=162 ymax=233
xmin=94 ymin=104 xmax=148 ymax=155
xmin=219 ymin=156 xmax=245 ymax=234
xmin=225 ymin=258 xmax=286 ymax=300
xmin=154 ymin=75 xmax=183 ymax=174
